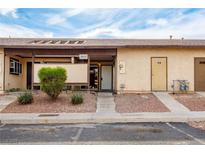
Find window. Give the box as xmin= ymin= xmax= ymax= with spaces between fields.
xmin=10 ymin=58 xmax=22 ymax=75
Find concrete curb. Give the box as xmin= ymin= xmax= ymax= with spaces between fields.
xmin=1 ymin=112 xmax=205 ymax=124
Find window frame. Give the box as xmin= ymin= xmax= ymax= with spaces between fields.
xmin=10 ymin=58 xmax=22 ymax=75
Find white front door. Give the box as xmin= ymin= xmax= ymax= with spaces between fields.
xmin=101 ymin=66 xmax=112 ymax=90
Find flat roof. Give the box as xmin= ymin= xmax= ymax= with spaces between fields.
xmin=0 ymin=38 xmax=205 ymax=49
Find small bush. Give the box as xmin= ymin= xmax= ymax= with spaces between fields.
xmin=38 ymin=67 xmax=67 ymax=100
xmin=18 ymin=91 xmax=33 ymax=105
xmin=7 ymin=88 xmax=21 ymax=92
xmin=71 ymin=93 xmax=84 ymax=105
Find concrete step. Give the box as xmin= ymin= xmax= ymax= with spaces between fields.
xmin=98 ymin=109 xmax=116 ymax=112
xmin=97 ymin=104 xmax=115 ymax=108
xmin=98 ymin=102 xmax=114 ymax=104
xmin=97 ymin=110 xmax=116 ymax=113
xmin=97 ymin=106 xmax=115 ymax=109
xmin=96 ymin=92 xmax=116 ymax=113
xmin=97 ymin=92 xmax=113 ymax=97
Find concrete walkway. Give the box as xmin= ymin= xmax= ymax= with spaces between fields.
xmin=153 ymin=92 xmax=190 ymax=113
xmin=0 ymin=95 xmax=17 ymax=112
xmin=197 ymin=92 xmax=205 ymax=97
xmin=96 ymin=92 xmax=116 ymax=114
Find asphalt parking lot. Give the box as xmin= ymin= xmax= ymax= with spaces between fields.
xmin=0 ymin=122 xmax=205 ymax=144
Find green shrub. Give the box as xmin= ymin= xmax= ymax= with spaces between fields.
xmin=38 ymin=67 xmax=67 ymax=100
xmin=18 ymin=91 xmax=33 ymax=105
xmin=71 ymin=93 xmax=84 ymax=105
xmin=7 ymin=88 xmax=21 ymax=92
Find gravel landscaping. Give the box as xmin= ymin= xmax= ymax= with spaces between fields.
xmin=1 ymin=92 xmax=97 ymax=113
xmin=115 ymin=93 xmax=170 ymax=113
xmin=188 ymin=121 xmax=205 ymax=131
xmin=171 ymin=93 xmax=205 ymax=111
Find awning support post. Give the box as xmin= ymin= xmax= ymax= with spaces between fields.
xmin=31 ymin=53 xmax=34 ymax=90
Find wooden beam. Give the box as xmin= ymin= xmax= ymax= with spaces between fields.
xmin=4 ymin=48 xmax=117 ymax=57
xmin=4 ymin=49 xmax=32 ymax=56
xmin=31 ymin=52 xmax=34 ymax=90
xmin=34 ymin=55 xmax=79 ymax=58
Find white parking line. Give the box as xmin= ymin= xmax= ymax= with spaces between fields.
xmin=71 ymin=128 xmax=83 ymax=142
xmin=0 ymin=124 xmax=6 ymax=128
xmin=166 ymin=123 xmax=205 ymax=145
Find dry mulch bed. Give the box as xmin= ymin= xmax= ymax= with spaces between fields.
xmin=171 ymin=93 xmax=205 ymax=111
xmin=1 ymin=92 xmax=97 ymax=113
xmin=188 ymin=121 xmax=205 ymax=131
xmin=115 ymin=93 xmax=170 ymax=113
xmin=0 ymin=94 xmax=7 ymax=97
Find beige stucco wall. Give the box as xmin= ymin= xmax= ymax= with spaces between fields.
xmin=4 ymin=55 xmax=26 ymax=90
xmin=116 ymin=48 xmax=205 ymax=92
xmin=0 ymin=48 xmax=4 ymax=91
xmin=34 ymin=63 xmax=88 ymax=83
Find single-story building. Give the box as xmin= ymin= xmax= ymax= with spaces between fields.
xmin=0 ymin=38 xmax=205 ymax=93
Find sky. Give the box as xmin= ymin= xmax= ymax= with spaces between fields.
xmin=0 ymin=8 xmax=205 ymax=39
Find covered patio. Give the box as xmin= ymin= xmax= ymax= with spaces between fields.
xmin=4 ymin=48 xmax=117 ymax=92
